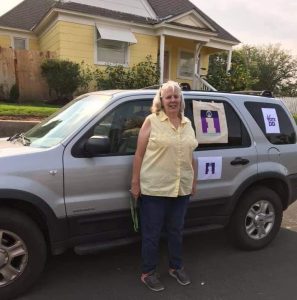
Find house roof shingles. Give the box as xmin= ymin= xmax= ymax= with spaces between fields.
xmin=0 ymin=0 xmax=55 ymax=30
xmin=0 ymin=0 xmax=239 ymax=43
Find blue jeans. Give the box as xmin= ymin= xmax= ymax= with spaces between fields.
xmin=140 ymin=194 xmax=190 ymax=273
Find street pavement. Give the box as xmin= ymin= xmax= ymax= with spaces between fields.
xmin=18 ymin=201 xmax=297 ymax=300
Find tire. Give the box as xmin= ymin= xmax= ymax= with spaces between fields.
xmin=0 ymin=208 xmax=47 ymax=300
xmin=228 ymin=186 xmax=283 ymax=250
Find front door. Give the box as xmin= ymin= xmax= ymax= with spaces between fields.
xmin=63 ymin=96 xmax=152 ymax=238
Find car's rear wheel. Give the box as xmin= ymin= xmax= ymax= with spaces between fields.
xmin=0 ymin=208 xmax=47 ymax=300
xmin=229 ymin=186 xmax=283 ymax=250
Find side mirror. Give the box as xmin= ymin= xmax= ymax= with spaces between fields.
xmin=84 ymin=135 xmax=110 ymax=156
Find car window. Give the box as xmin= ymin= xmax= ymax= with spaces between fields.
xmin=245 ymin=102 xmax=296 ymax=145
xmin=184 ymin=99 xmax=251 ymax=150
xmin=90 ymin=100 xmax=151 ymax=155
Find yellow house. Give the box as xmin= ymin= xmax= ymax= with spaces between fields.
xmin=0 ymin=0 xmax=240 ymax=90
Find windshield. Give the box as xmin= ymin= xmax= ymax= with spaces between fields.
xmin=25 ymin=94 xmax=111 ymax=148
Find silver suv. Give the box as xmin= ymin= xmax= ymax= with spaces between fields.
xmin=1 ymin=90 xmax=297 ymax=299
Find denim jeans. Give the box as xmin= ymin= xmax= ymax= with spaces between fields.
xmin=140 ymin=194 xmax=190 ymax=273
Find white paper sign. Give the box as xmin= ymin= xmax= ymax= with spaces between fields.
xmin=198 ymin=157 xmax=222 ymax=180
xmin=262 ymin=108 xmax=280 ymax=134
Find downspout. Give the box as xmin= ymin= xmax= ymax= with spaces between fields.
xmin=159 ymin=34 xmax=165 ymax=85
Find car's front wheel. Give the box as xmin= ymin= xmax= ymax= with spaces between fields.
xmin=229 ymin=186 xmax=283 ymax=250
xmin=0 ymin=208 xmax=47 ymax=300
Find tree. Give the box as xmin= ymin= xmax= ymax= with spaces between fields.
xmin=206 ymin=51 xmax=255 ymax=92
xmin=206 ymin=44 xmax=297 ymax=96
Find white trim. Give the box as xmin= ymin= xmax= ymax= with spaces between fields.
xmin=12 ymin=36 xmax=29 ymax=50
xmin=205 ymin=41 xmax=235 ymax=50
xmin=141 ymin=0 xmax=157 ymax=18
xmin=227 ymin=49 xmax=232 ymax=72
xmin=34 ymin=9 xmax=155 ymax=34
xmin=159 ymin=34 xmax=165 ymax=84
xmin=0 ymin=26 xmax=32 ymax=34
xmin=155 ymin=27 xmax=213 ymax=43
xmin=167 ymin=9 xmax=216 ymax=32
xmin=177 ymin=48 xmax=195 ymax=80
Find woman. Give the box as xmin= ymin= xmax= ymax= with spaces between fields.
xmin=130 ymin=81 xmax=198 ymax=292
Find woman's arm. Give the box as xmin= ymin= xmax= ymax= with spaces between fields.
xmin=130 ymin=117 xmax=151 ymax=200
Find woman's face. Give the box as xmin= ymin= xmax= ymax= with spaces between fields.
xmin=161 ymin=86 xmax=181 ymax=116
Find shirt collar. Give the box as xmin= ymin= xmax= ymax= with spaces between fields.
xmin=157 ymin=110 xmax=189 ymax=124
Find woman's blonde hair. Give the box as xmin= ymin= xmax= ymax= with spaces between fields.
xmin=151 ymin=80 xmax=185 ymax=117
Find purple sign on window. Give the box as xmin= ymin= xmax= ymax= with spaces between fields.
xmin=201 ymin=110 xmax=221 ymax=134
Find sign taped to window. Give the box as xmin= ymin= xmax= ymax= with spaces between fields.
xmin=261 ymin=108 xmax=280 ymax=134
xmin=193 ymin=101 xmax=228 ymax=144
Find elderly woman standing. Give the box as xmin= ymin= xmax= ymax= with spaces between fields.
xmin=130 ymin=81 xmax=198 ymax=292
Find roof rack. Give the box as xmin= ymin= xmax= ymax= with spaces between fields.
xmin=232 ymin=90 xmax=274 ymax=98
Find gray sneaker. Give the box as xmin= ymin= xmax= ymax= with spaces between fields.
xmin=141 ymin=271 xmax=165 ymax=292
xmin=169 ymin=268 xmax=191 ymax=285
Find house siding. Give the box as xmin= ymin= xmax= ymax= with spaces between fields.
xmin=39 ymin=22 xmax=62 ymax=54
xmin=0 ymin=35 xmax=11 ymax=48
xmin=39 ymin=21 xmax=159 ymax=67
xmin=130 ymin=33 xmax=158 ymax=65
xmin=29 ymin=38 xmax=40 ymax=50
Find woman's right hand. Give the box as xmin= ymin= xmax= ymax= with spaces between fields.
xmin=130 ymin=182 xmax=140 ymax=200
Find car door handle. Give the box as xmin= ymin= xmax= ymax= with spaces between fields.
xmin=230 ymin=157 xmax=250 ymax=166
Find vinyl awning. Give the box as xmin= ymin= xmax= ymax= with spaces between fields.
xmin=96 ymin=24 xmax=137 ymax=44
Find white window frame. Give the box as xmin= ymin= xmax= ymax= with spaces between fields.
xmin=94 ymin=28 xmax=130 ymax=67
xmin=12 ymin=36 xmax=28 ymax=50
xmin=177 ymin=49 xmax=195 ymax=80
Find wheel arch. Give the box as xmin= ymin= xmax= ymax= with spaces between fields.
xmin=0 ymin=189 xmax=68 ymax=254
xmin=229 ymin=172 xmax=290 ymax=215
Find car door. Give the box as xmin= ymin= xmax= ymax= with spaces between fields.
xmin=184 ymin=96 xmax=258 ymax=222
xmin=63 ymin=95 xmax=152 ymax=239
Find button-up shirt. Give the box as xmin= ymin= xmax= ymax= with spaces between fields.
xmin=140 ymin=111 xmax=198 ymax=197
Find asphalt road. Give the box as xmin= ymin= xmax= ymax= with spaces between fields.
xmin=17 ymin=201 xmax=297 ymax=300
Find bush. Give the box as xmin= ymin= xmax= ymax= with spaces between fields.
xmin=94 ymin=55 xmax=159 ymax=90
xmin=41 ymin=59 xmax=81 ymax=101
xmin=77 ymin=61 xmax=94 ymax=94
xmin=9 ymin=84 xmax=20 ymax=103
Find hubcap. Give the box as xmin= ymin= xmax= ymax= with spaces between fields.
xmin=0 ymin=249 xmax=9 ymax=268
xmin=245 ymin=200 xmax=275 ymax=240
xmin=0 ymin=230 xmax=28 ymax=287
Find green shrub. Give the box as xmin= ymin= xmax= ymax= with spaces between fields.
xmin=94 ymin=55 xmax=159 ymax=90
xmin=41 ymin=59 xmax=81 ymax=101
xmin=9 ymin=84 xmax=20 ymax=103
xmin=77 ymin=61 xmax=94 ymax=94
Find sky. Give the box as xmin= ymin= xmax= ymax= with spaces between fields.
xmin=0 ymin=0 xmax=296 ymax=56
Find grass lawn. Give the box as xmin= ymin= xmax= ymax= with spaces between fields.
xmin=0 ymin=102 xmax=60 ymax=119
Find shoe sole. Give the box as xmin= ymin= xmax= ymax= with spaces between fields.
xmin=169 ymin=271 xmax=191 ymax=286
xmin=142 ymin=279 xmax=165 ymax=292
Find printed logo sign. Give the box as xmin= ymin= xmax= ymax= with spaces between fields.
xmin=193 ymin=101 xmax=228 ymax=144
xmin=261 ymin=108 xmax=280 ymax=134
xmin=201 ymin=110 xmax=221 ymax=134
xmin=198 ymin=157 xmax=222 ymax=180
